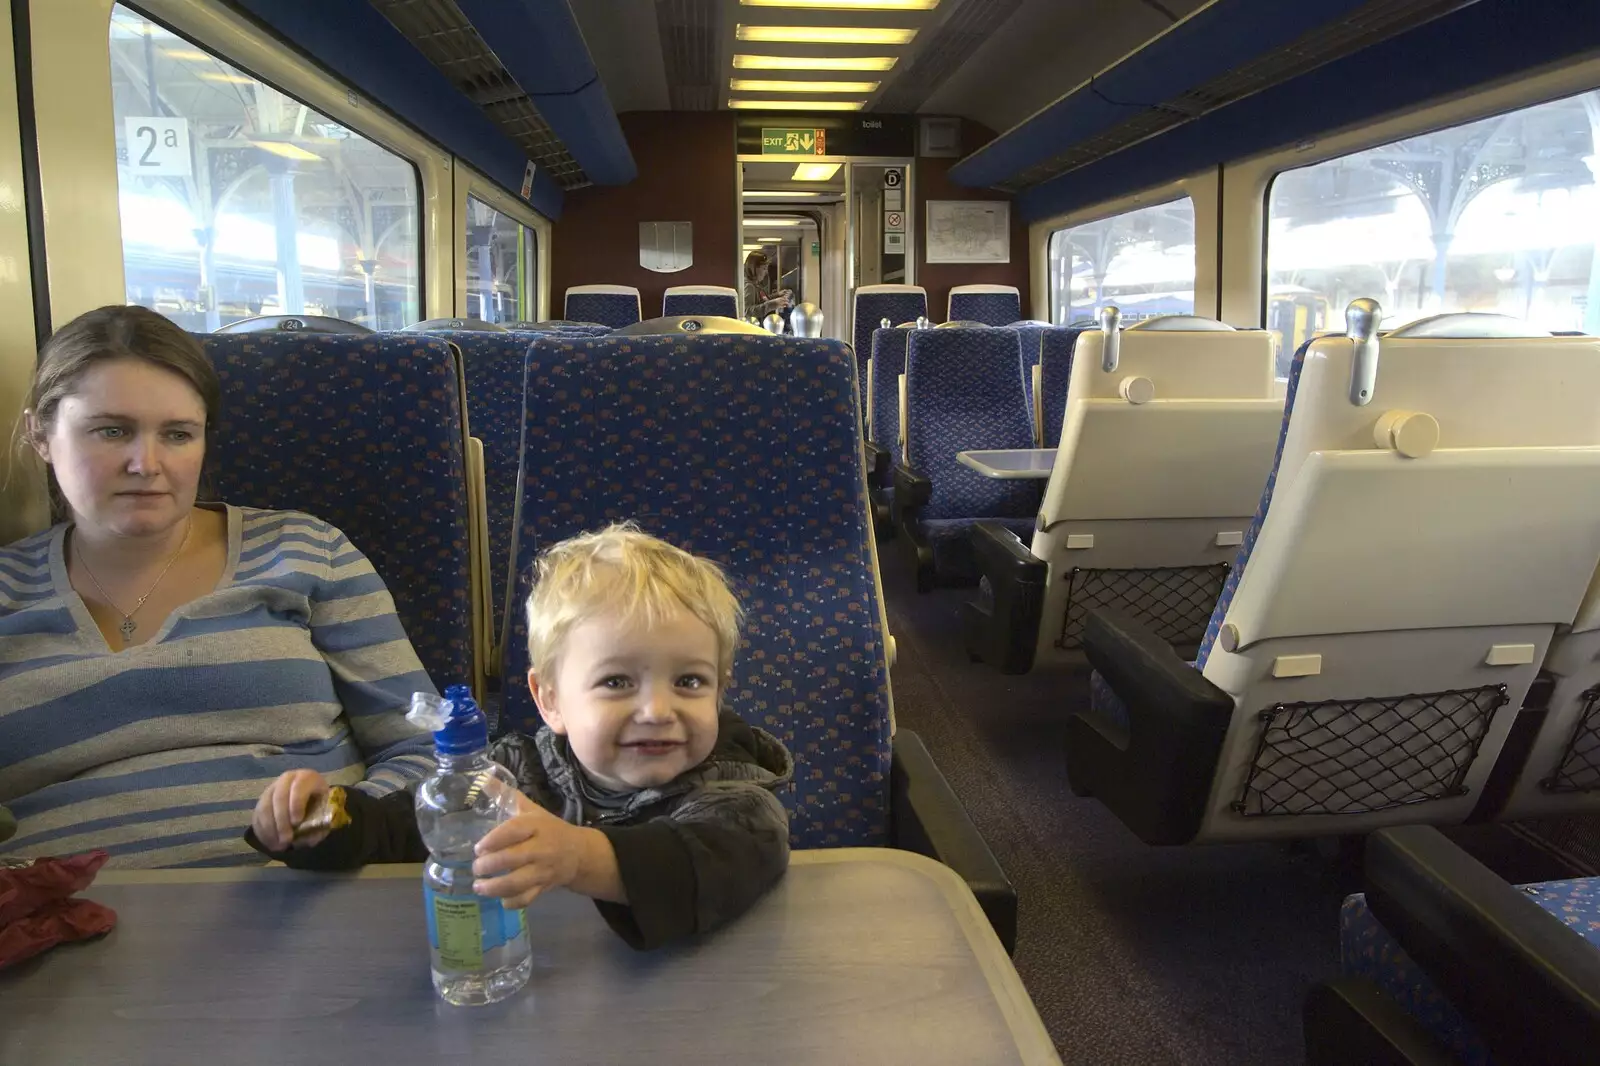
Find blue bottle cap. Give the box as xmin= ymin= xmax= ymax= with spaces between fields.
xmin=432 ymin=684 xmax=488 ymax=756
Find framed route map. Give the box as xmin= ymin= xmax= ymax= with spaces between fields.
xmin=925 ymin=200 xmax=1010 ymax=264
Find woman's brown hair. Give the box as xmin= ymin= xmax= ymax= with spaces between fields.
xmin=15 ymin=305 xmax=220 ymax=523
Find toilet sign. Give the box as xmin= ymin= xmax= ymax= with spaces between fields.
xmin=884 ymin=210 xmax=904 ymax=233
xmin=123 ymin=117 xmax=191 ymax=176
xmin=883 ymin=168 xmax=903 ymax=190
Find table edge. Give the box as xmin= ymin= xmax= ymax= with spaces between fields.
xmin=92 ymin=849 xmax=1060 ymax=1064
xmin=956 ymin=450 xmax=1057 ymax=480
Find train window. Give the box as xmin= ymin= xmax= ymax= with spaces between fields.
xmin=109 ymin=6 xmax=421 ymax=331
xmin=1267 ymin=89 xmax=1600 ymax=368
xmin=464 ymin=195 xmax=536 ymax=323
xmin=1047 ymin=197 xmax=1196 ymax=326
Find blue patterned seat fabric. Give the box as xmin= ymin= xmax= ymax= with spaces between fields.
xmin=200 ymin=333 xmax=474 ymax=692
xmin=501 ymin=333 xmax=893 ymax=849
xmin=1340 ymin=879 xmax=1600 ymax=1065
xmin=418 ymin=330 xmax=540 ymax=649
xmin=950 ymin=289 xmax=1022 ymax=327
xmin=662 ymin=291 xmax=738 ymax=317
xmin=564 ymin=290 xmax=641 ymax=329
xmin=852 ymin=289 xmax=928 ymax=415
xmin=868 ymin=326 xmax=915 ymax=452
xmin=1038 ymin=327 xmax=1089 ymax=448
xmin=905 ymin=327 xmax=1040 ymax=577
xmin=1009 ymin=324 xmax=1046 ymax=420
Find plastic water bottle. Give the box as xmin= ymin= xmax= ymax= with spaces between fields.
xmin=408 ymin=686 xmax=532 ymax=1005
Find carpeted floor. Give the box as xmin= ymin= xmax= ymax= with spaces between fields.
xmin=878 ymin=551 xmax=1360 ymax=1065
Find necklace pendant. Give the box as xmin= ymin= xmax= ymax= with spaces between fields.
xmin=119 ymin=617 xmax=137 ymax=643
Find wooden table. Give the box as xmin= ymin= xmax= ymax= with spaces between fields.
xmin=0 ymin=849 xmax=1059 ymax=1065
xmin=958 ymin=449 xmax=1058 ymax=479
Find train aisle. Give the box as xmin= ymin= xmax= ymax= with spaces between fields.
xmin=878 ymin=556 xmax=1354 ymax=1065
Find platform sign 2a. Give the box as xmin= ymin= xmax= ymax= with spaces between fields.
xmin=123 ymin=117 xmax=191 ymax=177
xmin=761 ymin=128 xmax=827 ymax=156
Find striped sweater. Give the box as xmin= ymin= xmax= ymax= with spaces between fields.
xmin=0 ymin=504 xmax=437 ymax=868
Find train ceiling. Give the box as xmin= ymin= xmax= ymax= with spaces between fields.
xmin=240 ymin=1 xmax=1600 ymax=220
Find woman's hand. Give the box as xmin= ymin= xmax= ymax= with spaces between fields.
xmin=250 ymin=770 xmax=332 ymax=851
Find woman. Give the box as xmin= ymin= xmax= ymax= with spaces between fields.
xmin=743 ymin=249 xmax=793 ymax=321
xmin=0 ymin=305 xmax=435 ymax=867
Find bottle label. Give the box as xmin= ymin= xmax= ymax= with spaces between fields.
xmin=424 ymin=885 xmax=525 ymax=973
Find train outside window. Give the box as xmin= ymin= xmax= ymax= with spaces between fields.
xmin=464 ymin=195 xmax=535 ymax=324
xmin=108 ymin=4 xmax=422 ymax=331
xmin=1047 ymin=196 xmax=1196 ymax=328
xmin=1268 ymin=88 xmax=1600 ymax=370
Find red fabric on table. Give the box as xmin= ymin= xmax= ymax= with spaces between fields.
xmin=0 ymin=896 xmax=118 ymax=968
xmin=0 ymin=850 xmax=118 ymax=969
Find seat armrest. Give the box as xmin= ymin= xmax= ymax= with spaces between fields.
xmin=963 ymin=521 xmax=1047 ymax=674
xmin=863 ymin=440 xmax=891 ymax=487
xmin=1303 ymin=979 xmax=1455 ymax=1066
xmin=891 ymin=729 xmax=1017 ymax=954
xmin=1365 ymin=825 xmax=1600 ymax=1066
xmin=1070 ymin=608 xmax=1234 ymax=844
xmin=890 ymin=463 xmax=931 ymax=530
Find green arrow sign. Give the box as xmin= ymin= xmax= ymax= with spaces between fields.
xmin=761 ymin=128 xmax=827 ymax=156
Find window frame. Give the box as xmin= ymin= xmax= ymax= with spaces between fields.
xmin=453 ymin=160 xmax=551 ymax=323
xmin=1030 ymin=170 xmax=1218 ymax=327
xmin=32 ymin=0 xmax=450 ymax=328
xmin=1223 ymin=53 xmax=1600 ymax=330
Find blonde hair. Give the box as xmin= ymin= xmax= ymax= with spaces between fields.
xmin=525 ymin=523 xmax=743 ymax=684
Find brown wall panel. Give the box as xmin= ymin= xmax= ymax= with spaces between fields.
xmin=550 ymin=112 xmax=737 ymax=319
xmin=914 ymin=120 xmax=1032 ymax=321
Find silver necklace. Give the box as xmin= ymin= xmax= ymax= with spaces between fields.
xmin=75 ymin=515 xmax=194 ymax=646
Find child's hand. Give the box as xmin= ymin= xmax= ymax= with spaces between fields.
xmin=250 ymin=770 xmax=331 ymax=851
xmin=471 ymin=804 xmax=587 ymax=909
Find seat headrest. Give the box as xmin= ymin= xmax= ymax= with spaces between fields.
xmin=1126 ymin=315 xmax=1235 ymax=332
xmin=213 ymin=315 xmax=373 ymax=336
xmin=1388 ymin=312 xmax=1551 ymax=339
xmin=403 ymin=318 xmax=507 ymax=333
xmin=611 ymin=315 xmax=770 ymax=337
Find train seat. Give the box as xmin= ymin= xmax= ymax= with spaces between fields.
xmin=1303 ymin=826 xmax=1600 ymax=1066
xmin=563 ymin=284 xmax=642 ymax=329
xmin=1007 ymin=322 xmax=1048 ymax=429
xmin=852 ymin=284 xmax=928 ymax=414
xmin=402 ymin=328 xmax=549 ymax=679
xmin=949 ymin=284 xmax=1022 ymax=327
xmin=967 ymin=312 xmax=1281 ymax=673
xmin=1498 ymin=519 xmax=1600 ymax=820
xmin=661 ymin=284 xmax=739 ymax=318
xmin=508 ymin=320 xmax=611 ymax=334
xmin=199 ymin=332 xmax=480 ymax=697
xmin=892 ymin=326 xmax=1039 ymax=592
xmin=863 ymin=324 xmax=915 ymax=532
xmin=1073 ymin=304 xmax=1600 ymax=845
xmin=403 ymin=317 xmax=505 ymax=332
xmin=1034 ymin=325 xmax=1090 ymax=449
xmin=494 ymin=331 xmax=1016 ymax=949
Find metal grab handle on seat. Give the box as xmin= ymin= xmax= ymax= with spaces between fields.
xmin=1099 ymin=305 xmax=1122 ymax=372
xmin=1346 ymin=297 xmax=1382 ymax=407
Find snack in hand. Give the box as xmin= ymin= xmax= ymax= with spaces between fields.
xmin=293 ymin=786 xmax=351 ymax=840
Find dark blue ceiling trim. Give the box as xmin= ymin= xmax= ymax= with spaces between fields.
xmin=452 ymin=0 xmax=638 ymax=186
xmin=227 ymin=0 xmax=564 ymax=219
xmin=949 ymin=0 xmax=1377 ymax=190
xmin=1017 ymin=0 xmax=1600 ymax=223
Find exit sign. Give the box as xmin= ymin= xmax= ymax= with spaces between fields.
xmin=761 ymin=127 xmax=826 ymax=156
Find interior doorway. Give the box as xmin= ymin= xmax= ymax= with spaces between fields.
xmin=739 ymin=158 xmax=844 ymax=339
